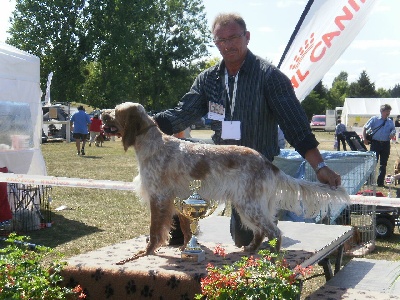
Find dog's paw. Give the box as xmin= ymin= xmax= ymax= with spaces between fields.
xmin=243 ymin=245 xmax=257 ymax=253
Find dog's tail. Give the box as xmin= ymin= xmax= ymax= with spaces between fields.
xmin=275 ymin=171 xmax=350 ymax=219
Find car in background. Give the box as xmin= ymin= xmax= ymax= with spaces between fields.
xmin=310 ymin=115 xmax=326 ymax=131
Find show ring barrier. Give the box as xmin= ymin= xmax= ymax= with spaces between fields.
xmin=0 ymin=173 xmax=136 ymax=191
xmin=0 ymin=172 xmax=397 ymax=205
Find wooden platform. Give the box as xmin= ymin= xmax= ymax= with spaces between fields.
xmin=61 ymin=219 xmax=353 ymax=299
xmin=306 ymin=258 xmax=400 ymax=299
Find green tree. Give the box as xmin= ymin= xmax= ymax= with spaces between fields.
xmin=376 ymin=87 xmax=390 ymax=98
xmin=328 ymin=71 xmax=349 ymax=108
xmin=8 ymin=0 xmax=87 ymax=103
xmin=83 ymin=0 xmax=210 ymax=109
xmin=301 ymin=87 xmax=329 ymax=121
xmin=347 ymin=70 xmax=377 ymax=98
xmin=389 ymin=84 xmax=400 ymax=98
xmin=204 ymin=56 xmax=221 ymax=69
xmin=7 ymin=0 xmax=210 ymax=109
xmin=311 ymin=81 xmax=329 ymax=101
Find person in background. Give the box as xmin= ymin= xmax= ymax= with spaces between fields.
xmin=88 ymin=113 xmax=103 ymax=147
xmin=395 ymin=115 xmax=400 ymax=128
xmin=335 ymin=119 xmax=347 ymax=151
xmin=363 ymin=104 xmax=396 ymax=187
xmin=394 ymin=115 xmax=400 ymax=143
xmin=154 ymin=13 xmax=341 ymax=247
xmin=70 ymin=105 xmax=91 ymax=155
xmin=277 ymin=125 xmax=286 ymax=149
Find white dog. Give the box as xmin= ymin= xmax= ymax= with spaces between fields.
xmin=102 ymin=102 xmax=349 ymax=261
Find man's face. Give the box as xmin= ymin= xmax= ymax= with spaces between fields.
xmin=213 ymin=21 xmax=250 ymax=66
xmin=381 ymin=109 xmax=391 ymax=119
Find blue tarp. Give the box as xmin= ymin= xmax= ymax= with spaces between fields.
xmin=273 ymin=149 xmax=376 ymax=223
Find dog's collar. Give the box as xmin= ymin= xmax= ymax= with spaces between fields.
xmin=137 ymin=124 xmax=157 ymax=136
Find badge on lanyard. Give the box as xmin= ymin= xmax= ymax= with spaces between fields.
xmin=221 ymin=120 xmax=241 ymax=140
xmin=208 ymin=101 xmax=225 ymax=121
xmin=222 ymin=68 xmax=241 ymax=140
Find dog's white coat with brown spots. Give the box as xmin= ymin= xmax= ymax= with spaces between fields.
xmin=102 ymin=102 xmax=349 ymax=259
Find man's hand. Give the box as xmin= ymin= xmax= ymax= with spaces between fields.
xmin=317 ymin=166 xmax=341 ymax=188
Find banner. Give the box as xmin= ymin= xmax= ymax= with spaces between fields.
xmin=278 ymin=0 xmax=379 ymax=101
xmin=44 ymin=71 xmax=53 ymax=106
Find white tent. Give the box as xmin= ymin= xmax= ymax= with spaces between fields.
xmin=0 ymin=42 xmax=46 ymax=175
xmin=342 ymin=98 xmax=400 ymax=128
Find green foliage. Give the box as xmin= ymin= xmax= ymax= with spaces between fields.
xmin=204 ymin=56 xmax=221 ymax=69
xmin=195 ymin=240 xmax=311 ymax=300
xmin=377 ymin=87 xmax=391 ymax=98
xmin=8 ymin=0 xmax=210 ymax=109
xmin=390 ymin=84 xmax=400 ymax=98
xmin=328 ymin=71 xmax=349 ymax=107
xmin=301 ymin=90 xmax=329 ymax=120
xmin=300 ymin=69 xmax=399 ymax=117
xmin=0 ymin=233 xmax=85 ymax=299
xmin=347 ymin=70 xmax=377 ymax=98
xmin=9 ymin=0 xmax=87 ymax=103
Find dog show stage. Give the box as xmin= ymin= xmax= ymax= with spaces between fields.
xmin=61 ymin=218 xmax=353 ymax=299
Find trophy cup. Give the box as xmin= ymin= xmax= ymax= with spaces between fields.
xmin=174 ymin=180 xmax=217 ymax=262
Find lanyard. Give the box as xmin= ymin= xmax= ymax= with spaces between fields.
xmin=224 ymin=68 xmax=239 ymax=121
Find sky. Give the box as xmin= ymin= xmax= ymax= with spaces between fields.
xmin=1 ymin=0 xmax=399 ymax=90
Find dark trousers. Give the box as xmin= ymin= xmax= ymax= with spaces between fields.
xmin=230 ymin=154 xmax=276 ymax=247
xmin=230 ymin=207 xmax=254 ymax=247
xmin=370 ymin=140 xmax=390 ymax=186
xmin=336 ymin=134 xmax=347 ymax=151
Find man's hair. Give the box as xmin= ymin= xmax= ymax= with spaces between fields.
xmin=212 ymin=13 xmax=247 ymax=33
xmin=78 ymin=105 xmax=85 ymax=111
xmin=380 ymin=104 xmax=392 ymax=112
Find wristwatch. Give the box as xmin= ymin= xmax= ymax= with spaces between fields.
xmin=314 ymin=161 xmax=328 ymax=173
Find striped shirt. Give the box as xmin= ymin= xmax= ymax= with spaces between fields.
xmin=155 ymin=50 xmax=318 ymax=160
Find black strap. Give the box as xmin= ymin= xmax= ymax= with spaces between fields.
xmin=370 ymin=119 xmax=386 ymax=138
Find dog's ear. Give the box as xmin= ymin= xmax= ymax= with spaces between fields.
xmin=121 ymin=105 xmax=142 ymax=151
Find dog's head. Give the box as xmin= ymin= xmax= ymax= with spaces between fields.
xmin=102 ymin=102 xmax=151 ymax=151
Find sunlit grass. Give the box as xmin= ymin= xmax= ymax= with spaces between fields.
xmin=29 ymin=139 xmax=150 ymax=257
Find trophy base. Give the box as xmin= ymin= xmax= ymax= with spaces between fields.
xmin=181 ymin=249 xmax=205 ymax=262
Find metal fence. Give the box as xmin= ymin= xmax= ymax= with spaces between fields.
xmin=0 ymin=184 xmax=52 ymax=234
xmin=275 ymin=150 xmax=378 ymax=256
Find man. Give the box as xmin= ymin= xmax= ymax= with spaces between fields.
xmin=154 ymin=13 xmax=341 ymax=247
xmin=335 ymin=119 xmax=347 ymax=151
xmin=363 ymin=104 xmax=396 ymax=187
xmin=70 ymin=105 xmax=91 ymax=155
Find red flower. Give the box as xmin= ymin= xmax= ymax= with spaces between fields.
xmin=213 ymin=244 xmax=226 ymax=258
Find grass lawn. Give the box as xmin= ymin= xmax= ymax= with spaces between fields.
xmin=24 ymin=130 xmax=400 ymax=299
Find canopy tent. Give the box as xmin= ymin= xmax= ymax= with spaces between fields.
xmin=342 ymin=98 xmax=400 ymax=128
xmin=0 ymin=42 xmax=46 ymax=175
